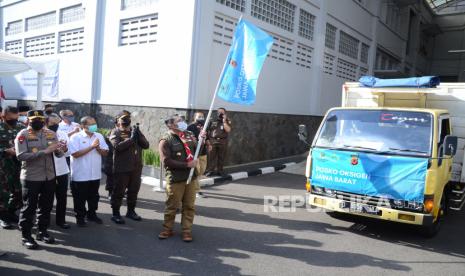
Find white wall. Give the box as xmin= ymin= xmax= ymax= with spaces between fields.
xmin=97 ymin=0 xmax=196 ymax=108
xmin=0 ymin=0 xmax=96 ymax=103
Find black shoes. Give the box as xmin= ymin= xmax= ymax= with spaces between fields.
xmin=56 ymin=222 xmax=71 ymax=229
xmin=111 ymin=215 xmax=125 ymax=224
xmin=87 ymin=215 xmax=103 ymax=224
xmin=126 ymin=209 xmax=142 ymax=221
xmin=111 ymin=209 xmax=125 ymax=224
xmin=22 ymin=236 xmax=39 ymax=250
xmin=36 ymin=231 xmax=55 ymax=244
xmin=76 ymin=218 xmax=87 ymax=227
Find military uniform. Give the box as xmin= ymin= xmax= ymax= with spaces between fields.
xmin=15 ymin=111 xmax=63 ymax=246
xmin=109 ymin=126 xmax=149 ymax=222
xmin=159 ymin=130 xmax=199 ymax=235
xmin=207 ymin=118 xmax=232 ymax=175
xmin=0 ymin=121 xmax=24 ymax=213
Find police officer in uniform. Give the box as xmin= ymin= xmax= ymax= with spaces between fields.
xmin=15 ymin=110 xmax=65 ymax=249
xmin=158 ymin=116 xmax=199 ymax=242
xmin=206 ymin=108 xmax=231 ymax=177
xmin=110 ymin=112 xmax=149 ymax=224
xmin=0 ymin=106 xmax=24 ymax=229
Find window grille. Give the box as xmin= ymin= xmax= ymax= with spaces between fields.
xmin=216 ymin=0 xmax=245 ymax=12
xmin=59 ymin=28 xmax=84 ymax=53
xmin=251 ymin=0 xmax=296 ymax=32
xmin=298 ymin=9 xmax=315 ymax=41
xmin=323 ymin=53 xmax=335 ymax=75
xmin=325 ymin=23 xmax=336 ymax=50
xmin=296 ymin=43 xmax=313 ymax=69
xmin=5 ymin=40 xmax=23 ymax=56
xmin=336 ymin=58 xmax=358 ymax=81
xmin=60 ymin=4 xmax=85 ymax=24
xmin=25 ymin=33 xmax=56 ymax=57
xmin=338 ymin=31 xmax=359 ymax=59
xmin=121 ymin=0 xmax=158 ymax=10
xmin=120 ymin=14 xmax=158 ymax=46
xmin=268 ymin=33 xmax=293 ymax=63
xmin=360 ymin=43 xmax=369 ymax=63
xmin=26 ymin=12 xmax=56 ymax=31
xmin=5 ymin=20 xmax=23 ymax=36
xmin=212 ymin=13 xmax=237 ymax=47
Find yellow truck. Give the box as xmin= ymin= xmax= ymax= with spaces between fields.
xmin=300 ymin=80 xmax=465 ymax=237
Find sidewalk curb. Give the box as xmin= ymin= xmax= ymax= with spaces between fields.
xmin=142 ymin=162 xmax=297 ymax=190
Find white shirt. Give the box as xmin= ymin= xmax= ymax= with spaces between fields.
xmin=53 ymin=130 xmax=71 ymax=176
xmin=58 ymin=121 xmax=80 ymax=135
xmin=69 ymin=130 xmax=108 ymax=182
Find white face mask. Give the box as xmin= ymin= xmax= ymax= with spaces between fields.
xmin=18 ymin=115 xmax=28 ymax=124
xmin=177 ymin=121 xmax=188 ymax=131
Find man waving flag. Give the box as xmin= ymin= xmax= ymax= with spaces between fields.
xmin=217 ymin=19 xmax=274 ymax=105
xmin=187 ymin=18 xmax=273 ymax=184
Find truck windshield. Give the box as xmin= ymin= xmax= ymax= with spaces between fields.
xmin=314 ymin=109 xmax=433 ymax=157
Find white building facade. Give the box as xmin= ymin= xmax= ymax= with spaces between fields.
xmin=1 ymin=0 xmax=464 ymax=164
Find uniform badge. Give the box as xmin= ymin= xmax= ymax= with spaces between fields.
xmin=18 ymin=136 xmax=26 ymax=144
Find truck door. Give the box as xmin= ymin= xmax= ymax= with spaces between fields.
xmin=438 ymin=114 xmax=452 ymax=185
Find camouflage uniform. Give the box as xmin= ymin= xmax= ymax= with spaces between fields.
xmin=0 ymin=122 xmax=25 ymax=211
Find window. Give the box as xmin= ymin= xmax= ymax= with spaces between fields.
xmin=119 ymin=14 xmax=158 ymax=46
xmin=325 ymin=23 xmax=337 ymax=50
xmin=212 ymin=13 xmax=237 ymax=47
xmin=298 ymin=9 xmax=316 ymax=41
xmin=323 ymin=53 xmax=335 ymax=75
xmin=336 ymin=58 xmax=357 ymax=81
xmin=360 ymin=43 xmax=369 ymax=63
xmin=26 ymin=12 xmax=56 ymax=31
xmin=216 ymin=0 xmax=246 ymax=12
xmin=59 ymin=28 xmax=84 ymax=53
xmin=25 ymin=33 xmax=56 ymax=57
xmin=5 ymin=40 xmax=23 ymax=56
xmin=121 ymin=0 xmax=158 ymax=10
xmin=296 ymin=44 xmax=313 ymax=69
xmin=251 ymin=0 xmax=296 ymax=32
xmin=339 ymin=31 xmax=359 ymax=59
xmin=60 ymin=5 xmax=85 ymax=24
xmin=375 ymin=48 xmax=400 ymax=71
xmin=5 ymin=20 xmax=23 ymax=36
xmin=359 ymin=67 xmax=368 ymax=78
xmin=268 ymin=33 xmax=293 ymax=63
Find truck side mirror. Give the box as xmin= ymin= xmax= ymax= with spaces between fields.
xmin=443 ymin=135 xmax=458 ymax=156
xmin=298 ymin=124 xmax=309 ymax=145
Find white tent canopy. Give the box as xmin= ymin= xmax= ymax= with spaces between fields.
xmin=0 ymin=50 xmax=46 ymax=109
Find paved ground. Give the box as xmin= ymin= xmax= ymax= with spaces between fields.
xmin=1 ymin=170 xmax=464 ymax=275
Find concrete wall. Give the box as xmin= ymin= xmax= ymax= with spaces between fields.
xmin=19 ymin=100 xmax=321 ymax=165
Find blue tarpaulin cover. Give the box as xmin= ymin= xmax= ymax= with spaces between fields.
xmin=310 ymin=148 xmax=428 ymax=202
xmin=359 ymin=76 xmax=440 ymax=88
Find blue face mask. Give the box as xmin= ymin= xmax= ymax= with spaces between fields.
xmin=65 ymin=116 xmax=75 ymax=122
xmin=87 ymin=124 xmax=98 ymax=133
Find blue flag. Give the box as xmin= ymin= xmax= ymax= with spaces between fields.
xmin=217 ymin=19 xmax=273 ymax=105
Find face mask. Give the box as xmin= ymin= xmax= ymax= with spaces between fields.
xmin=218 ymin=113 xmax=224 ymax=120
xmin=196 ymin=118 xmax=205 ymax=125
xmin=5 ymin=119 xmax=18 ymax=127
xmin=87 ymin=124 xmax=98 ymax=133
xmin=177 ymin=121 xmax=188 ymax=131
xmin=48 ymin=124 xmax=59 ymax=132
xmin=45 ymin=110 xmax=53 ymax=115
xmin=64 ymin=116 xmax=75 ymax=122
xmin=18 ymin=115 xmax=28 ymax=124
xmin=31 ymin=120 xmax=45 ymax=131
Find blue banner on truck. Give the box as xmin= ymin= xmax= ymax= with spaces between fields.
xmin=310 ymin=148 xmax=428 ymax=202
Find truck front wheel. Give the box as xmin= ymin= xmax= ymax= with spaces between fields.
xmin=420 ymin=194 xmax=445 ymax=238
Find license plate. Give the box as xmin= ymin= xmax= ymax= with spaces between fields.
xmin=340 ymin=201 xmax=380 ymax=215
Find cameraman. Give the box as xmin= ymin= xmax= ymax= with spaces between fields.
xmin=109 ymin=112 xmax=149 ymax=224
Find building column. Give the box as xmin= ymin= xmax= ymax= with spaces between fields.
xmin=368 ymin=0 xmax=382 ymax=75
xmin=309 ymin=0 xmax=328 ymax=116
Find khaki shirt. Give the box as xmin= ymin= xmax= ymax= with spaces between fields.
xmin=15 ymin=127 xmax=63 ymax=181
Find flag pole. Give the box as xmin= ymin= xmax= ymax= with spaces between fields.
xmin=186 ymin=15 xmax=242 ymax=184
xmin=186 ymin=54 xmax=230 ymax=185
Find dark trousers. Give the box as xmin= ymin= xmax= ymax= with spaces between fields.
xmin=207 ymin=142 xmax=228 ymax=173
xmin=55 ymin=174 xmax=69 ymax=224
xmin=19 ymin=179 xmax=56 ymax=235
xmin=71 ymin=180 xmax=100 ymax=220
xmin=111 ymin=167 xmax=142 ymax=210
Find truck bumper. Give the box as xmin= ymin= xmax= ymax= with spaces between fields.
xmin=308 ymin=194 xmax=434 ymax=226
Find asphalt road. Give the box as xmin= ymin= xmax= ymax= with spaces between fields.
xmin=1 ymin=171 xmax=464 ymax=275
